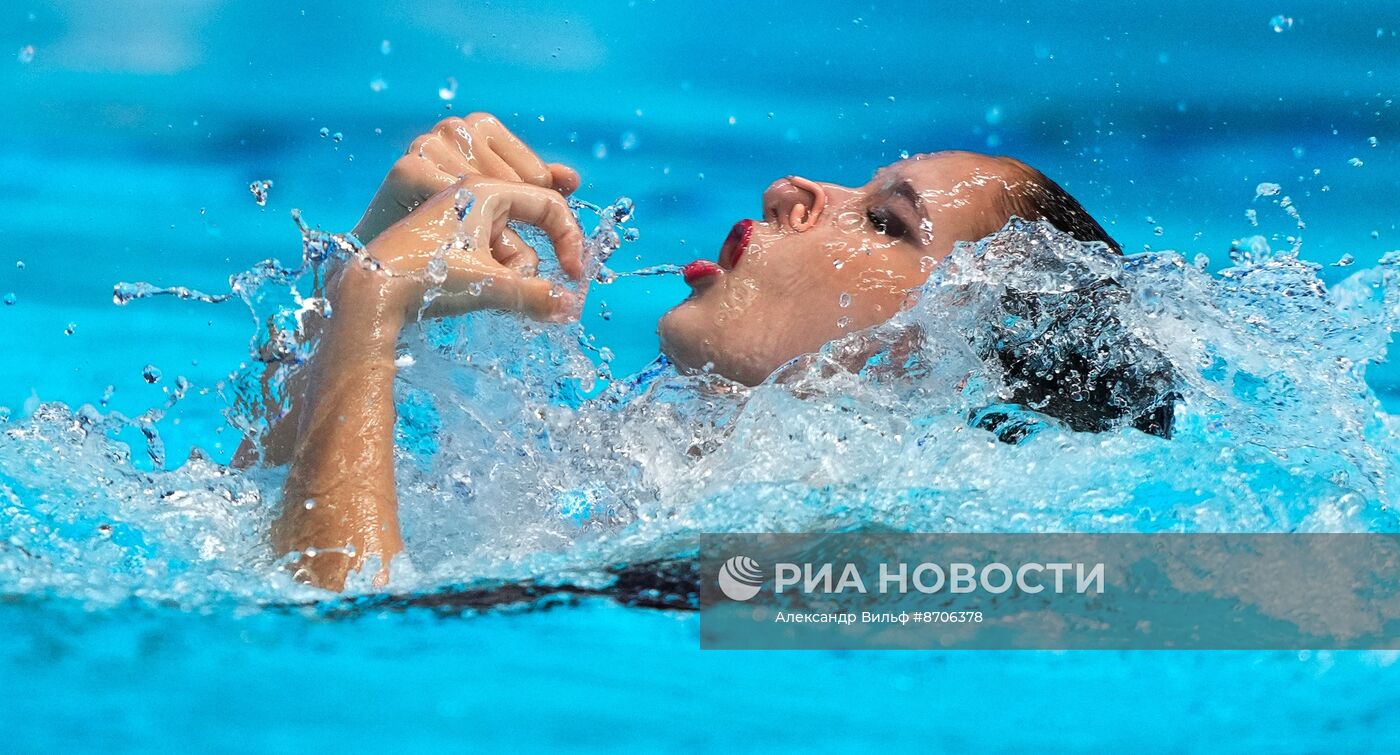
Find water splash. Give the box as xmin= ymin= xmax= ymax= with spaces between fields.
xmin=6 ymin=199 xmax=1400 ymax=607
xmin=438 ymin=77 xmax=458 ymax=101
xmin=248 ymin=179 xmax=273 ymax=207
xmin=610 ymin=263 xmax=683 ymax=279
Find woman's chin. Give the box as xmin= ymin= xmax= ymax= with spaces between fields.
xmin=657 ymin=305 xmax=714 ymax=374
xmin=658 ymin=302 xmax=796 ymax=386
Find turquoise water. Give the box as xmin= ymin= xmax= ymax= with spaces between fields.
xmin=5 ymin=1 xmax=1400 ymax=751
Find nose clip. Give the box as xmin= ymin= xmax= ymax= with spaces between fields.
xmin=786 ymin=176 xmax=827 ymax=232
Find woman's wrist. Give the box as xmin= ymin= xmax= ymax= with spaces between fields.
xmin=325 ymin=262 xmax=411 ymax=353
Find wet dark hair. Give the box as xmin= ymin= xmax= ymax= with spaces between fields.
xmin=971 ymin=163 xmax=1178 ymax=441
xmin=1003 ymin=166 xmax=1123 ymax=254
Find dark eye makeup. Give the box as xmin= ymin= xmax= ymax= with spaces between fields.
xmin=867 ymin=206 xmax=910 ymax=238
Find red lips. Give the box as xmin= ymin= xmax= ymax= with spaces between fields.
xmin=682 ymin=259 xmax=721 ymax=283
xmin=718 ymin=219 xmax=754 ymax=270
xmin=682 ymin=219 xmax=754 ymax=287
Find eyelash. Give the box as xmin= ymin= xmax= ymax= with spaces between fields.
xmin=867 ymin=207 xmax=909 ymax=238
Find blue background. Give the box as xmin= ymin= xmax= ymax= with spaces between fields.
xmin=3 ymin=1 xmax=1400 ymax=751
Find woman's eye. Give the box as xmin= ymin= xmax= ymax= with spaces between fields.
xmin=867 ymin=208 xmax=908 ymax=237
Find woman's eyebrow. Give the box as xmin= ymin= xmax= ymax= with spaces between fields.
xmin=891 ymin=179 xmax=926 ymax=218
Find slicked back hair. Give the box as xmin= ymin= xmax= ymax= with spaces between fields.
xmin=972 ymin=159 xmax=1177 ymax=440
xmin=999 ymin=160 xmax=1122 ymax=252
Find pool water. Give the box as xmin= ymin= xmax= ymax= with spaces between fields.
xmin=4 ymin=1 xmax=1400 ymax=750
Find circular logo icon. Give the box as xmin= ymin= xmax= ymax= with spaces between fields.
xmin=717 ymin=555 xmax=765 ymax=601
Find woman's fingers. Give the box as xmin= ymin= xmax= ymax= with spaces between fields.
xmin=547 ymin=163 xmax=581 ymax=196
xmin=424 ymin=115 xmax=581 ymax=199
xmin=432 ymin=114 xmax=552 ymax=188
xmin=463 ymin=179 xmax=585 ymax=281
xmin=414 ymin=133 xmax=473 ymax=178
xmin=365 ymin=168 xmax=590 ymax=322
xmin=467 ymin=114 xmax=552 ymax=187
xmin=356 ymin=161 xmax=456 ymax=242
xmin=494 ymin=227 xmax=541 ymax=275
xmin=482 ymin=275 xmax=580 ymax=322
xmin=428 ymin=265 xmax=578 ymax=322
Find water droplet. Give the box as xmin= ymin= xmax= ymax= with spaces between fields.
xmin=380 ymin=39 xmax=392 ymax=55
xmin=1291 ymin=145 xmax=1306 ymax=159
xmin=438 ymin=77 xmax=457 ymax=101
xmin=1153 ymin=226 xmax=1164 ymax=236
xmin=14 ymin=260 xmax=23 ymax=270
xmin=425 ymin=255 xmax=448 ymax=285
xmin=1255 ymin=182 xmax=1281 ymax=198
xmin=985 ymin=106 xmax=1003 ymax=125
xmin=1349 ymin=157 xmax=1365 ymax=167
xmin=1369 ymin=136 xmax=1379 ymax=148
xmin=610 ymin=197 xmax=635 ymax=223
xmin=898 ymin=150 xmax=910 ymax=159
xmin=838 ymin=292 xmax=852 ymax=308
xmin=1269 ymin=14 xmax=1294 ymax=33
xmin=63 ymin=322 xmax=76 ymax=335
xmin=369 ymin=77 xmax=388 ymax=93
xmin=319 ymin=127 xmax=329 ymax=138
xmin=623 ymin=227 xmax=640 ymax=242
xmin=452 ymin=187 xmax=475 ymax=221
xmin=1372 ymin=230 xmax=1381 ymax=240
xmin=836 ymin=316 xmax=851 ymax=328
xmin=248 ymin=179 xmax=273 ymax=207
xmin=16 ymin=45 xmax=34 ymax=64
xmin=142 ymin=365 xmax=162 ymax=384
xmin=593 ymin=141 xmax=608 ymax=159
xmin=1245 ymin=209 xmax=1259 ymax=227
xmin=303 ymin=498 xmax=317 ymax=510
xmin=1334 ymin=253 xmax=1356 ymax=267
xmin=620 ymin=131 xmax=638 ymax=150
xmin=332 ymin=132 xmax=343 ymax=143
xmin=2 ymin=293 xmax=15 ymax=306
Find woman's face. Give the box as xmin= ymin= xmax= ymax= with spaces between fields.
xmin=658 ymin=151 xmax=1030 ymax=385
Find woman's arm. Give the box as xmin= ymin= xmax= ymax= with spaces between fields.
xmin=234 ymin=115 xmax=580 ymax=471
xmin=270 ymin=266 xmax=407 ymax=589
xmin=265 ymin=119 xmax=586 ymax=591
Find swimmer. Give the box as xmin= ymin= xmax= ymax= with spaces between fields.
xmin=249 ymin=113 xmax=1172 ymax=590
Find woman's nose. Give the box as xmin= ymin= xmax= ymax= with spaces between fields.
xmin=762 ymin=175 xmax=828 ymax=232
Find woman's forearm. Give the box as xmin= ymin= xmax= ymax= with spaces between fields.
xmin=264 ymin=116 xmax=585 ymax=589
xmin=271 ymin=267 xmax=409 ymax=590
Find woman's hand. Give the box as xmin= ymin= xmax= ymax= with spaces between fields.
xmin=352 ymin=113 xmax=581 ymax=244
xmin=275 ymin=182 xmax=585 ymax=590
xmin=341 ymin=172 xmax=587 ymax=324
xmin=270 ymin=117 xmax=587 ymax=592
